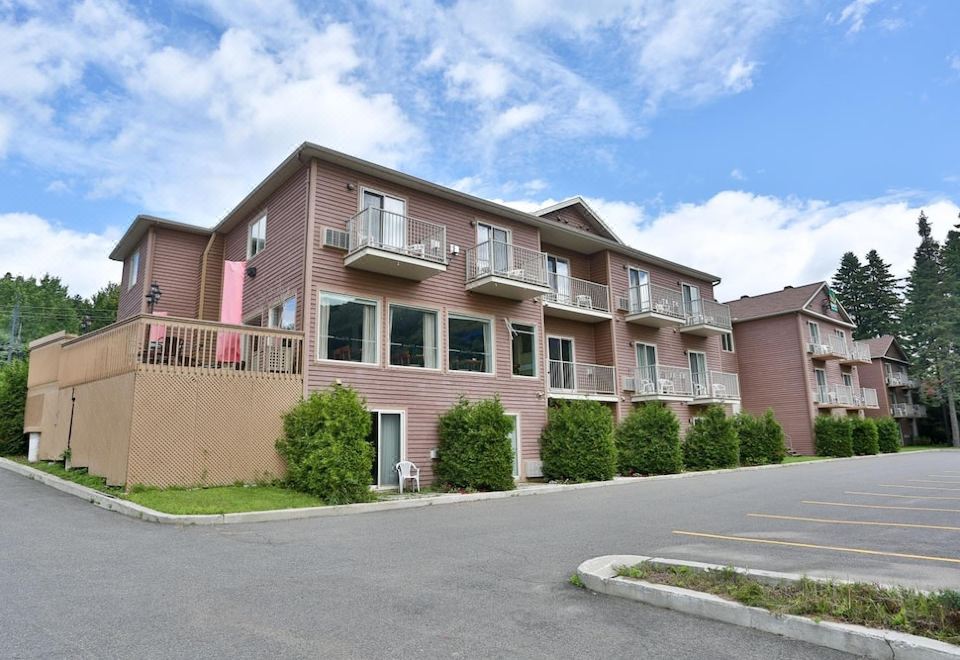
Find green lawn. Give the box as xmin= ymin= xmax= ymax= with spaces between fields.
xmin=781 ymin=455 xmax=830 ymax=464
xmin=126 ymin=485 xmax=326 ymax=515
xmin=8 ymin=456 xmax=125 ymax=494
xmin=900 ymin=444 xmax=956 ymax=452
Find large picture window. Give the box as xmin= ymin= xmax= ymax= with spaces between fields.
xmin=319 ymin=292 xmax=378 ymax=363
xmin=510 ymin=323 xmax=536 ymax=377
xmin=448 ymin=315 xmax=492 ymax=372
xmin=389 ymin=305 xmax=438 ymax=368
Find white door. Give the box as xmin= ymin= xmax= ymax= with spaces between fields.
xmin=628 ymin=268 xmax=650 ymax=312
xmin=682 ymin=284 xmax=701 ymax=319
xmin=689 ymin=351 xmax=708 ymax=396
xmin=635 ymin=343 xmax=657 ymax=392
xmin=547 ymin=256 xmax=571 ymax=303
xmin=548 ymin=337 xmax=575 ymax=390
xmin=477 ymin=223 xmax=509 ymax=274
xmin=369 ymin=411 xmax=402 ymax=487
xmin=363 ymin=192 xmax=406 ymax=249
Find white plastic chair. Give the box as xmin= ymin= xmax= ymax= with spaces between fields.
xmin=395 ymin=460 xmax=420 ymax=493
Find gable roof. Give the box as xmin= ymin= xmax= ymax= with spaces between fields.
xmin=534 ymin=197 xmax=623 ymax=244
xmin=726 ymin=281 xmax=855 ymax=327
xmin=109 ymin=215 xmax=212 ymax=261
xmin=865 ymin=335 xmax=910 ymax=362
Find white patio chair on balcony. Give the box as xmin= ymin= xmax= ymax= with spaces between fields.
xmin=575 ymin=294 xmax=593 ymax=309
xmin=658 ymin=379 xmax=675 ymax=395
xmin=507 ymin=268 xmax=526 ymax=279
xmin=711 ymin=383 xmax=727 ymax=398
xmin=409 ymin=243 xmax=425 ymax=257
xmin=395 ymin=460 xmax=420 ymax=494
xmin=639 ymin=379 xmax=656 ymax=395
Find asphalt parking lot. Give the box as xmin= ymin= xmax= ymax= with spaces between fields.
xmin=2 ymin=450 xmax=957 ymax=658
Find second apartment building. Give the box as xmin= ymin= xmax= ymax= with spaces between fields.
xmin=98 ymin=143 xmax=739 ymax=486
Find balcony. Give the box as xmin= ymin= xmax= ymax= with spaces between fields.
xmin=813 ymin=384 xmax=855 ymax=408
xmin=679 ymin=299 xmax=733 ymax=337
xmin=892 ymin=403 xmax=927 ymax=418
xmin=465 ymin=240 xmax=551 ymax=300
xmin=839 ymin=341 xmax=872 ymax=365
xmin=625 ymin=364 xmax=694 ymax=402
xmin=345 ymin=208 xmax=447 ymax=281
xmin=852 ymin=387 xmax=880 ymax=409
xmin=621 ymin=283 xmax=686 ymax=328
xmin=542 ymin=274 xmax=611 ymax=322
xmin=808 ymin=334 xmax=849 ymax=361
xmin=886 ymin=372 xmax=917 ymax=388
xmin=547 ymin=360 xmax=617 ymax=401
xmin=690 ymin=371 xmax=742 ymax=405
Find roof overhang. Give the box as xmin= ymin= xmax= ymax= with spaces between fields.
xmin=109 ymin=215 xmax=212 ymax=261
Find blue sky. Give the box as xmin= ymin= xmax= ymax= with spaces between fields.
xmin=1 ymin=0 xmax=958 ymax=298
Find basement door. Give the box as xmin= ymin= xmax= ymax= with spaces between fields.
xmin=368 ymin=411 xmax=403 ymax=487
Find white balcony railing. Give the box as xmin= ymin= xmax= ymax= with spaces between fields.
xmin=846 ymin=341 xmax=871 ymax=362
xmin=629 ymin=364 xmax=694 ymax=397
xmin=856 ymin=387 xmax=879 ymax=408
xmin=814 ymin=383 xmax=856 ymax=406
xmin=547 ymin=360 xmax=616 ymax=396
xmin=346 ymin=207 xmax=447 ymax=264
xmin=465 ymin=240 xmax=548 ymax=286
xmin=544 ymin=274 xmax=610 ymax=312
xmin=809 ymin=333 xmax=849 ymax=358
xmin=886 ymin=371 xmax=917 ymax=388
xmin=700 ymin=371 xmax=741 ymax=400
xmin=684 ymin=298 xmax=732 ymax=330
xmin=623 ymin=283 xmax=686 ymax=321
xmin=892 ymin=403 xmax=927 ymax=418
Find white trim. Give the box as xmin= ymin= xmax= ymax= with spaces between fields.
xmin=634 ymin=341 xmax=658 ymax=369
xmin=806 ymin=320 xmax=821 ymax=344
xmin=370 ymin=409 xmax=406 ymax=488
xmin=688 ymin=350 xmax=708 ymax=395
xmin=475 ymin=220 xmax=512 ymax=246
xmin=721 ymin=332 xmax=735 ymax=353
xmin=357 ymin=184 xmax=410 ymax=213
xmin=508 ymin=321 xmax=538 ymax=379
xmin=386 ymin=302 xmax=441 ymax=371
xmin=246 ymin=212 xmax=267 ymax=259
xmin=447 ymin=310 xmax=496 ymax=375
xmin=801 ymin=283 xmax=855 ymax=325
xmin=316 ymin=290 xmax=380 ymax=365
xmin=127 ymin=249 xmax=140 ymax=290
xmin=546 ymin=334 xmax=577 ymax=391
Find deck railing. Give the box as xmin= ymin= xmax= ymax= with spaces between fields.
xmin=58 ymin=315 xmax=304 ymax=387
xmin=622 ymin=283 xmax=686 ymax=320
xmin=846 ymin=341 xmax=871 ymax=362
xmin=346 ymin=207 xmax=446 ymax=264
xmin=892 ymin=403 xmax=926 ymax=418
xmin=548 ymin=360 xmax=616 ymax=396
xmin=814 ymin=383 xmax=856 ymax=406
xmin=856 ymin=387 xmax=879 ymax=408
xmin=630 ymin=364 xmax=694 ymax=397
xmin=809 ymin=333 xmax=848 ymax=358
xmin=684 ymin=298 xmax=732 ymax=330
xmin=700 ymin=371 xmax=741 ymax=400
xmin=465 ymin=240 xmax=548 ymax=286
xmin=543 ymin=274 xmax=610 ymax=312
xmin=886 ymin=371 xmax=917 ymax=388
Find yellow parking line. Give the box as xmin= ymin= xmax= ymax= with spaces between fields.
xmin=672 ymin=531 xmax=960 ymax=564
xmin=747 ymin=513 xmax=960 ymax=532
xmin=802 ymin=500 xmax=960 ymax=513
xmin=879 ymin=484 xmax=960 ymax=492
xmin=908 ymin=479 xmax=960 ymax=485
xmin=845 ymin=490 xmax=960 ymax=501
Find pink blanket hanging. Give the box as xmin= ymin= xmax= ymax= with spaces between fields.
xmin=216 ymin=260 xmax=246 ymax=363
xmin=148 ymin=311 xmax=169 ymax=342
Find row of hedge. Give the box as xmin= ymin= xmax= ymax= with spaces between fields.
xmin=0 ymin=359 xmax=29 ymax=456
xmin=815 ymin=415 xmax=901 ymax=457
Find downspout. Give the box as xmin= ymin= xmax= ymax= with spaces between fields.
xmin=301 ymin=158 xmax=318 ymax=399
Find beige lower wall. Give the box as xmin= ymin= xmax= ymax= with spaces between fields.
xmin=125 ymin=372 xmax=300 ymax=487
xmin=67 ymin=373 xmax=135 ymax=485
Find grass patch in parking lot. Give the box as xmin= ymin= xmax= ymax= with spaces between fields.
xmin=781 ymin=455 xmax=830 ymax=464
xmin=616 ymin=562 xmax=960 ymax=645
xmin=901 ymin=444 xmax=957 ymax=452
xmin=126 ymin=484 xmax=325 ymax=514
xmin=8 ymin=456 xmax=125 ymax=494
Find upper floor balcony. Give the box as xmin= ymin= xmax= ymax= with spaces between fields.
xmin=679 ymin=298 xmax=733 ymax=337
xmin=853 ymin=387 xmax=880 ymax=409
xmin=808 ymin=334 xmax=850 ymax=361
xmin=892 ymin=403 xmax=926 ymax=418
xmin=345 ymin=207 xmax=447 ymax=281
xmin=886 ymin=370 xmax=917 ymax=389
xmin=624 ymin=364 xmax=694 ymax=402
xmin=542 ymin=274 xmax=611 ymax=322
xmin=547 ymin=360 xmax=617 ymax=401
xmin=621 ymin=283 xmax=687 ymax=328
xmin=465 ymin=240 xmax=551 ymax=300
xmin=813 ymin=383 xmax=855 ymax=408
xmin=839 ymin=341 xmax=872 ymax=365
xmin=690 ymin=370 xmax=742 ymax=405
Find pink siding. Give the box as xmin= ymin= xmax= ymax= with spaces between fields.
xmin=117 ymin=235 xmax=148 ymax=320
xmin=858 ymin=359 xmax=890 ymax=418
xmin=306 ymin=159 xmax=547 ymax=482
xmin=222 ymin=167 xmax=309 ymax=328
xmin=150 ymin=228 xmax=209 ymax=319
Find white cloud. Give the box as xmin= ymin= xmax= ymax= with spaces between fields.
xmin=830 ymin=0 xmax=880 ymax=35
xmin=0 ymin=212 xmax=122 ymax=297
xmin=730 ymin=168 xmax=746 ymax=181
xmin=489 ymin=103 xmax=547 ymax=137
xmin=0 ymin=114 xmax=10 ymax=157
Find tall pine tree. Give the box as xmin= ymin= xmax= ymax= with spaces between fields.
xmin=832 ymin=252 xmax=868 ymax=327
xmin=855 ymin=249 xmax=903 ymax=339
xmin=938 ymin=217 xmax=960 ymax=446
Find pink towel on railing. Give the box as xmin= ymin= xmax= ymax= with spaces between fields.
xmin=148 ymin=311 xmax=169 ymax=342
xmin=216 ymin=260 xmax=246 ymax=363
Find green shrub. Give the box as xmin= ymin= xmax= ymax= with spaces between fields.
xmin=275 ymin=384 xmax=375 ymax=504
xmin=437 ymin=396 xmax=515 ymax=491
xmin=814 ymin=416 xmax=853 ymax=457
xmin=736 ymin=409 xmax=787 ymax=466
xmin=683 ymin=405 xmax=739 ymax=471
xmin=0 ymin=359 xmax=29 ymax=455
xmin=876 ymin=417 xmax=902 ymax=453
xmin=615 ymin=404 xmax=682 ymax=475
xmin=540 ymin=400 xmax=617 ymax=482
xmin=850 ymin=417 xmax=880 ymax=455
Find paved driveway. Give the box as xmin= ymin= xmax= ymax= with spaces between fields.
xmin=4 ymin=452 xmax=956 ymax=659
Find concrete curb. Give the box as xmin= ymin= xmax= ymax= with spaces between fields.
xmin=577 ymin=554 xmax=959 ymax=660
xmin=1 ymin=449 xmax=954 ymax=526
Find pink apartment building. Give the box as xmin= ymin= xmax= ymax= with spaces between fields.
xmin=858 ymin=335 xmax=925 ymax=443
xmin=22 ymin=143 xmax=740 ymax=488
xmin=725 ymin=282 xmax=880 ymax=454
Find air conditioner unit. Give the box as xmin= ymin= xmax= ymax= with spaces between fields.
xmin=622 ymin=376 xmax=636 ymax=392
xmin=524 ymin=459 xmax=544 ymax=478
xmin=617 ymin=297 xmax=631 ymax=312
xmin=323 ymin=227 xmax=350 ymax=250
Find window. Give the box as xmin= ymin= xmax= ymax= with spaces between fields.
xmin=628 ymin=268 xmax=650 ymax=312
xmin=268 ymin=296 xmax=296 ymax=330
xmin=247 ymin=214 xmax=266 ymax=258
xmin=475 ymin=222 xmax=510 ymax=274
xmin=689 ymin=351 xmax=708 ymax=396
xmin=548 ymin=336 xmax=575 ymax=390
xmin=842 ymin=372 xmax=853 ymax=387
xmin=808 ymin=321 xmax=821 ymax=345
xmin=127 ymin=250 xmax=140 ymax=290
xmin=721 ymin=332 xmax=735 ymax=352
xmin=815 ymin=368 xmax=828 ymax=400
xmin=362 ymin=190 xmax=406 ymax=249
xmin=547 ymin=256 xmax=571 ymax=303
xmin=448 ymin=314 xmax=492 ymax=372
xmin=318 ymin=292 xmax=378 ymax=363
xmin=682 ymin=283 xmax=702 ymax=318
xmin=835 ymin=329 xmax=846 ymax=342
xmin=510 ymin=323 xmax=536 ymax=377
xmin=389 ymin=305 xmax=438 ymax=368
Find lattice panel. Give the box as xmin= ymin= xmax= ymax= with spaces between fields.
xmin=127 ymin=373 xmax=197 ymax=488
